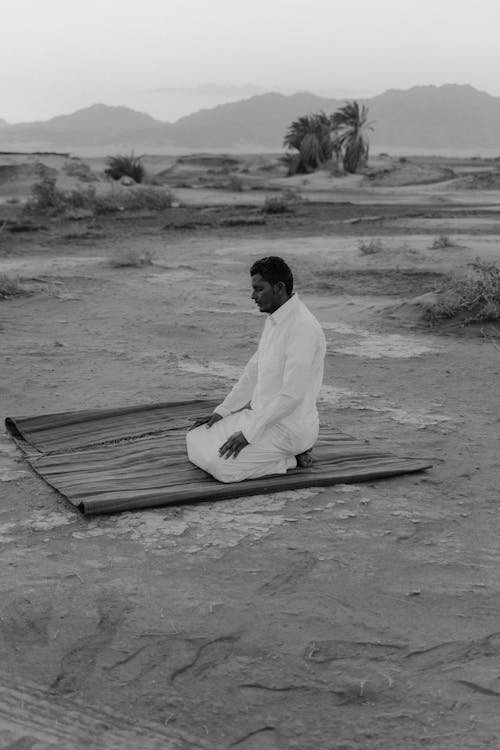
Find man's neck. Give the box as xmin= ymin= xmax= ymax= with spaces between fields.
xmin=269 ymin=292 xmax=295 ymax=317
xmin=273 ymin=293 xmax=292 ymax=311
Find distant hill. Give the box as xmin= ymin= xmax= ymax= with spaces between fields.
xmin=3 ymin=103 xmax=162 ymax=146
xmin=42 ymin=103 xmax=160 ymax=133
xmin=166 ymin=92 xmax=343 ymax=147
xmin=2 ymin=85 xmax=500 ymax=151
xmin=369 ymin=84 xmax=500 ymax=148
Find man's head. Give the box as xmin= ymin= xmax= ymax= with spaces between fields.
xmin=250 ymin=256 xmax=293 ymax=314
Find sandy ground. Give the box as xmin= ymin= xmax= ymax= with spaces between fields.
xmin=1 ymin=153 xmax=500 ymax=749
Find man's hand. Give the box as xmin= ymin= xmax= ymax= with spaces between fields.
xmin=219 ymin=431 xmax=249 ymax=460
xmin=188 ymin=412 xmax=223 ymax=431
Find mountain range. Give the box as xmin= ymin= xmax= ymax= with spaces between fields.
xmin=2 ymin=84 xmax=500 ymax=151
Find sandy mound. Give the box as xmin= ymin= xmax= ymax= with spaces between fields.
xmin=271 ymin=169 xmax=363 ymax=192
xmin=453 ymin=171 xmax=500 ymax=189
xmin=152 ymin=153 xmax=287 ymax=191
xmin=363 ymin=160 xmax=455 ymax=187
xmin=153 ymin=154 xmax=243 ymax=188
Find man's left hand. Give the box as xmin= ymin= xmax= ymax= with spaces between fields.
xmin=219 ymin=431 xmax=249 ymax=460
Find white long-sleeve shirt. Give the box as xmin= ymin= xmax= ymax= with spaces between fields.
xmin=214 ymin=293 xmax=326 ymax=444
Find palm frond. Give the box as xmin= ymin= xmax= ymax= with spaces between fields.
xmin=330 ymin=100 xmax=373 ymax=173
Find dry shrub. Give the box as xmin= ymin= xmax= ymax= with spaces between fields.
xmin=283 ymin=187 xmax=303 ymax=203
xmin=424 ymin=259 xmax=500 ymax=324
xmin=220 ymin=216 xmax=266 ymax=227
xmin=431 ymin=234 xmax=454 ymax=250
xmin=456 ymin=172 xmax=500 ymax=190
xmin=358 ymin=238 xmax=385 ymax=255
xmin=0 ymin=273 xmax=27 ymax=299
xmin=66 ymin=186 xmax=98 ymax=209
xmin=26 ymin=178 xmax=96 ymax=212
xmin=104 ymin=153 xmax=145 ymax=183
xmin=62 ymin=223 xmax=104 ymax=240
xmin=95 ymin=186 xmax=174 ymax=212
xmin=109 ymin=249 xmax=154 ymax=268
xmin=63 ymin=160 xmax=98 ymax=182
xmin=262 ymin=194 xmax=292 ymax=214
xmin=26 ymin=179 xmax=174 ymax=214
xmin=219 ymin=175 xmax=244 ymax=192
xmin=263 ymin=188 xmax=302 ymax=213
xmin=26 ymin=177 xmax=64 ymax=211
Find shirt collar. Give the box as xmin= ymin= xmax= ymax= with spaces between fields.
xmin=268 ymin=292 xmax=299 ymax=326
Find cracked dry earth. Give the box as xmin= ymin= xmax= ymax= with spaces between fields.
xmin=1 ymin=202 xmax=500 ymax=749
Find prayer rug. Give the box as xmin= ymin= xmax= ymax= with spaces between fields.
xmin=5 ymin=400 xmax=431 ymax=515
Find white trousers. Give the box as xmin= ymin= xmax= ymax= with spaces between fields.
xmin=186 ymin=409 xmax=313 ymax=483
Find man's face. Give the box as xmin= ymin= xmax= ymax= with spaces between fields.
xmin=251 ymin=273 xmax=281 ymax=314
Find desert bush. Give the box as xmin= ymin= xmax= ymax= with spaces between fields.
xmin=431 ymin=234 xmax=454 ymax=250
xmin=358 ymin=238 xmax=385 ymax=255
xmin=65 ymin=186 xmax=98 ymax=209
xmin=424 ymin=258 xmax=500 ymax=324
xmin=26 ymin=177 xmax=64 ymax=210
xmin=220 ymin=216 xmax=266 ymax=227
xmin=109 ymin=249 xmax=154 ymax=268
xmin=262 ymin=195 xmax=292 ymax=214
xmin=283 ymin=188 xmax=302 ymax=203
xmin=26 ymin=180 xmax=173 ymax=214
xmin=95 ymin=186 xmax=173 ymax=212
xmin=104 ymin=153 xmax=145 ymax=183
xmin=26 ymin=180 xmax=98 ymax=212
xmin=209 ymin=175 xmax=244 ymax=191
xmin=63 ymin=160 xmax=98 ymax=182
xmin=0 ymin=273 xmax=27 ymax=299
xmin=62 ymin=223 xmax=104 ymax=240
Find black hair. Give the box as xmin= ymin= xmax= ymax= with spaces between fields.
xmin=250 ymin=256 xmax=293 ymax=296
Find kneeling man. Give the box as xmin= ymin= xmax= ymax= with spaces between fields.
xmin=186 ymin=256 xmax=326 ymax=483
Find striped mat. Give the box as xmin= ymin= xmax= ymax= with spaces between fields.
xmin=5 ymin=400 xmax=431 ymax=515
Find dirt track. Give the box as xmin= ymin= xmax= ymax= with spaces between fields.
xmin=1 ymin=158 xmax=500 ymax=748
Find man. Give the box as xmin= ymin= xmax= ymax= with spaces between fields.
xmin=186 ymin=256 xmax=326 ymax=483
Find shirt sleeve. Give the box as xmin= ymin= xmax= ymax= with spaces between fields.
xmin=242 ymin=325 xmax=321 ymax=443
xmin=213 ymin=350 xmax=259 ymax=417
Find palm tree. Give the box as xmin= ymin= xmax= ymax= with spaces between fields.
xmin=283 ymin=112 xmax=334 ymax=174
xmin=331 ymin=101 xmax=372 ymax=173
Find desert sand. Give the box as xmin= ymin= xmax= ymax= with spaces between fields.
xmin=1 ymin=151 xmax=500 ymax=749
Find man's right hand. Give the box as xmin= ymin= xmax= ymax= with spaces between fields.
xmin=188 ymin=412 xmax=223 ymax=431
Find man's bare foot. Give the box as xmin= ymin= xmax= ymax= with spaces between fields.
xmin=295 ymin=449 xmax=313 ymax=468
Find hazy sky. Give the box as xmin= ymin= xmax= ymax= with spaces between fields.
xmin=2 ymin=0 xmax=500 ymax=122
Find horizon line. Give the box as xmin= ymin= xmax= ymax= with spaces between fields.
xmin=1 ymin=82 xmax=496 ymax=127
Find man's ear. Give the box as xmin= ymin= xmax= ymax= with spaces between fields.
xmin=274 ymin=281 xmax=287 ymax=295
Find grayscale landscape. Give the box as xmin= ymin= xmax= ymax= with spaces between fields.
xmin=2 ymin=140 xmax=500 ymax=748
xmin=1 ymin=0 xmax=500 ymax=747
